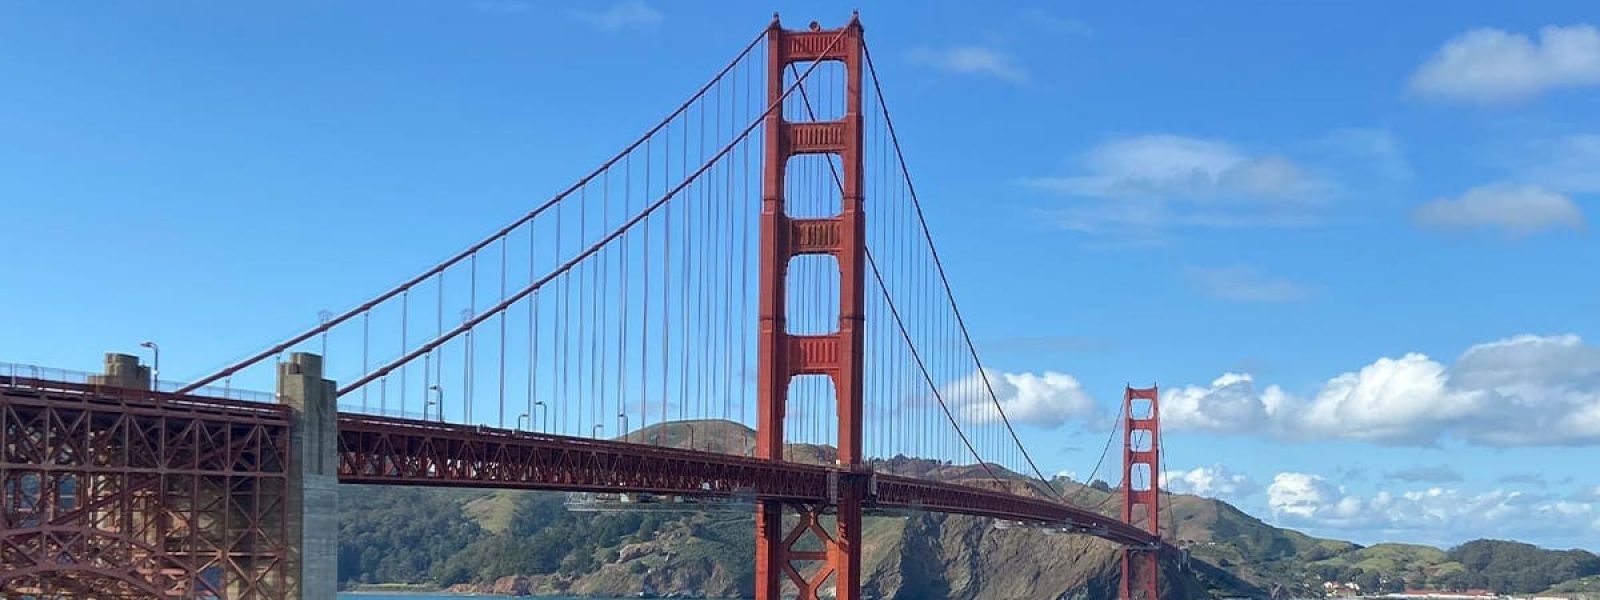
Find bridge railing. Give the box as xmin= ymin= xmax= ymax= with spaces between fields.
xmin=0 ymin=361 xmax=275 ymax=404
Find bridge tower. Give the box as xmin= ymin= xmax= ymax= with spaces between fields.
xmin=1121 ymin=385 xmax=1162 ymax=600
xmin=755 ymin=13 xmax=867 ymax=600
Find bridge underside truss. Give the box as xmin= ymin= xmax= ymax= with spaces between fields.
xmin=0 ymin=379 xmax=291 ymax=600
xmin=336 ymin=414 xmax=1156 ymax=546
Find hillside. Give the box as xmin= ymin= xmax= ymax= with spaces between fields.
xmin=337 ymin=420 xmax=1598 ymax=599
xmin=339 ymin=486 xmax=1252 ymax=599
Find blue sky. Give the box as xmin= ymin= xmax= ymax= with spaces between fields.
xmin=3 ymin=1 xmax=1598 ymax=550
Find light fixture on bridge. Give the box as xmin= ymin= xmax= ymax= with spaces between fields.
xmin=426 ymin=385 xmax=442 ymax=422
xmin=138 ymin=340 xmax=159 ymax=391
xmin=316 ymin=310 xmax=332 ymax=356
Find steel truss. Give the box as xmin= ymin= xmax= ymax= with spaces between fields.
xmin=336 ymin=413 xmax=1155 ymax=543
xmin=1 ymin=378 xmax=291 ymax=599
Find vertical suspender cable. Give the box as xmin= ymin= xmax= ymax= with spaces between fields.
xmin=499 ymin=239 xmax=508 ymax=427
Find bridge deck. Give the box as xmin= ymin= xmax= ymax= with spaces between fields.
xmin=337 ymin=413 xmax=1158 ymax=547
xmin=0 ymin=378 xmax=1157 ymax=551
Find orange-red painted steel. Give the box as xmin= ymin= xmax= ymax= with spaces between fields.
xmin=1121 ymin=386 xmax=1163 ymax=600
xmin=332 ymin=414 xmax=1159 ymax=545
xmin=3 ymin=16 xmax=1174 ymax=599
xmin=0 ymin=377 xmax=292 ymax=599
xmin=755 ymin=13 xmax=867 ymax=600
xmin=1 ymin=378 xmax=1164 ymax=598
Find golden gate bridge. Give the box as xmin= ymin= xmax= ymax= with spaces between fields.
xmin=1 ymin=14 xmax=1169 ymax=600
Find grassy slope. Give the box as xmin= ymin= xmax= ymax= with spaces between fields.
xmin=463 ymin=490 xmax=524 ymax=534
xmin=343 ymin=420 xmax=1593 ymax=598
xmin=1547 ymin=574 xmax=1600 ymax=595
xmin=1310 ymin=543 xmax=1464 ymax=584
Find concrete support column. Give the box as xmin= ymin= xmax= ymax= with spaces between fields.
xmin=87 ymin=353 xmax=151 ymax=390
xmin=278 ymin=352 xmax=338 ymax=599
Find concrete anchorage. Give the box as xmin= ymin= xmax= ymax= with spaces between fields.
xmin=278 ymin=352 xmax=339 ymax=600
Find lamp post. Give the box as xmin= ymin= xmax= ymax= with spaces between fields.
xmin=426 ymin=385 xmax=442 ymax=422
xmin=592 ymin=423 xmax=604 ymax=439
xmin=533 ymin=400 xmax=547 ymax=433
xmin=317 ymin=310 xmax=332 ymax=357
xmin=618 ymin=413 xmax=630 ymax=443
xmin=516 ymin=413 xmax=531 ymax=432
xmin=139 ymin=341 xmax=160 ymax=391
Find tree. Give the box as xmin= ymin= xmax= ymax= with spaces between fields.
xmin=1436 ymin=571 xmax=1469 ymax=592
xmin=337 ymin=487 xmax=485 ymax=586
xmin=1382 ymin=576 xmax=1406 ymax=594
xmin=1353 ymin=569 xmax=1381 ymax=593
xmin=1446 ymin=540 xmax=1600 ymax=594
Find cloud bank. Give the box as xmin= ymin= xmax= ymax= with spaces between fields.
xmin=1161 ymin=334 xmax=1600 ymax=447
xmin=1410 ymin=24 xmax=1600 ymax=105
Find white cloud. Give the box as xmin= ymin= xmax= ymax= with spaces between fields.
xmin=1185 ymin=265 xmax=1313 ymax=303
xmin=1268 ymin=472 xmax=1600 ymax=548
xmin=1163 ymin=373 xmax=1288 ymax=433
xmin=1523 ymin=134 xmax=1600 ymax=194
xmin=1386 ymin=465 xmax=1464 ymax=483
xmin=1163 ymin=334 xmax=1600 ymax=447
xmin=1021 ymin=134 xmax=1326 ymax=238
xmin=1019 ymin=10 xmax=1094 ymax=38
xmin=1268 ymin=473 xmax=1366 ymax=524
xmin=1409 ymin=24 xmax=1600 ymax=104
xmin=1313 ymin=128 xmax=1414 ymax=184
xmin=1577 ymin=486 xmax=1600 ymax=502
xmin=568 ymin=1 xmax=663 ymax=32
xmin=1414 ymin=182 xmax=1584 ymax=235
xmin=1024 ymin=135 xmax=1318 ymax=203
xmin=1298 ymin=353 xmax=1482 ymax=443
xmin=1448 ymin=334 xmax=1600 ymax=445
xmin=1450 ymin=333 xmax=1600 ymax=389
xmin=1499 ymin=473 xmax=1550 ymax=487
xmin=909 ymin=46 xmax=1030 ymax=84
xmin=1163 ymin=465 xmax=1259 ymax=500
xmin=947 ymin=369 xmax=1099 ymax=427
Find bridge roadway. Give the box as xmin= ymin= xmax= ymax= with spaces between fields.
xmin=337 ymin=412 xmax=1159 ymax=547
xmin=1 ymin=375 xmax=1159 ymax=550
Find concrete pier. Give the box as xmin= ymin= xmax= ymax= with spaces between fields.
xmin=278 ymin=352 xmax=339 ymax=600
xmin=87 ymin=352 xmax=151 ymax=390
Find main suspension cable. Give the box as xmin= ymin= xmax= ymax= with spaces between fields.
xmin=862 ymin=42 xmax=1062 ymax=501
xmin=178 ymin=28 xmax=771 ymax=395
xmin=338 ymin=28 xmax=851 ymax=396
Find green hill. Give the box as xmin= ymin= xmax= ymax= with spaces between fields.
xmin=1548 ymin=574 xmax=1600 ymax=596
xmin=336 ymin=420 xmax=1600 ymax=599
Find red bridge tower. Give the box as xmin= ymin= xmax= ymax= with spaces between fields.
xmin=1122 ymin=385 xmax=1163 ymax=600
xmin=754 ymin=13 xmax=867 ymax=600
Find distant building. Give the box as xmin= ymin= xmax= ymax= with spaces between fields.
xmin=1324 ymin=581 xmax=1363 ymax=597
xmin=1385 ymin=590 xmax=1499 ymax=600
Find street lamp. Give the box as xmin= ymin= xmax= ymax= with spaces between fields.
xmin=317 ymin=310 xmax=333 ymax=357
xmin=139 ymin=341 xmax=160 ymax=391
xmin=516 ymin=412 xmax=530 ymax=432
xmin=533 ymin=401 xmax=547 ymax=432
xmin=426 ymin=385 xmax=443 ymax=422
xmin=592 ymin=423 xmax=604 ymax=439
xmin=617 ymin=413 xmax=630 ymax=443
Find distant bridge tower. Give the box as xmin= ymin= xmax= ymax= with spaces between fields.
xmin=754 ymin=13 xmax=867 ymax=600
xmin=1121 ymin=385 xmax=1162 ymax=600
